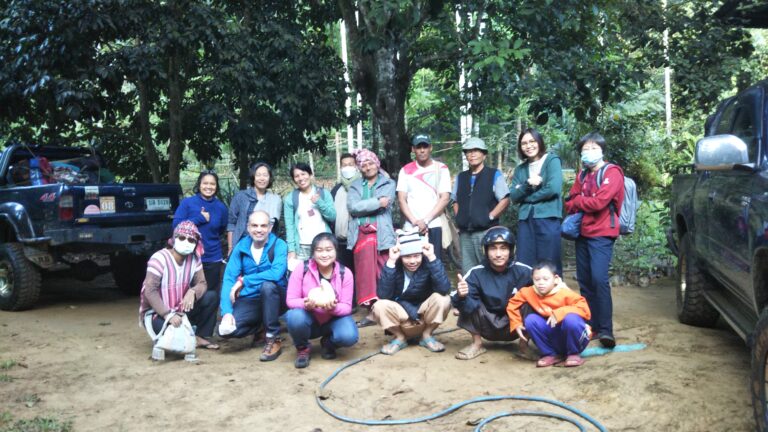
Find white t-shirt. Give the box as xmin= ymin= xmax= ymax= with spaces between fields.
xmin=528 ymin=153 xmax=547 ymax=178
xmin=397 ymin=160 xmax=451 ymax=229
xmin=297 ymin=187 xmax=326 ymax=245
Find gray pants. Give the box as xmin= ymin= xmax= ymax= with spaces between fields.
xmin=459 ymin=231 xmax=486 ymax=275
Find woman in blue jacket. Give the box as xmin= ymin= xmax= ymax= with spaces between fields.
xmin=508 ymin=128 xmax=563 ymax=275
xmin=173 ymin=171 xmax=228 ymax=293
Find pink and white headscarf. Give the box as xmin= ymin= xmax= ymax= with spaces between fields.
xmin=354 ymin=149 xmax=380 ymax=170
xmin=168 ymin=220 xmax=204 ymax=257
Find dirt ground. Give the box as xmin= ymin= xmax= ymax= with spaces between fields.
xmin=0 ymin=273 xmax=755 ymax=432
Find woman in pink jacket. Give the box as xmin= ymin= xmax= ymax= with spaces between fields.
xmin=285 ymin=232 xmax=358 ymax=368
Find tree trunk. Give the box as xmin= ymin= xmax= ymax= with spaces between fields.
xmin=136 ymin=79 xmax=162 ymax=183
xmin=369 ymin=47 xmax=410 ymax=175
xmin=167 ymin=52 xmax=184 ymax=184
xmin=237 ymin=147 xmax=249 ymax=189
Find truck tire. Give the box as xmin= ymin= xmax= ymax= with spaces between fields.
xmin=676 ymin=233 xmax=719 ymax=327
xmin=110 ymin=253 xmax=148 ymax=296
xmin=752 ymin=309 xmax=768 ymax=432
xmin=0 ymin=243 xmax=41 ymax=311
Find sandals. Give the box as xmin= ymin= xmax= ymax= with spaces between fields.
xmin=418 ymin=336 xmax=445 ymax=353
xmin=197 ymin=339 xmax=220 ymax=350
xmin=381 ymin=339 xmax=407 ymax=355
xmin=536 ymin=355 xmax=564 ymax=367
xmin=564 ymin=354 xmax=585 ymax=367
xmin=455 ymin=344 xmax=487 ymax=360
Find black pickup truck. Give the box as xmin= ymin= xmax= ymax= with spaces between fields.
xmin=0 ymin=144 xmax=181 ymax=311
xmin=669 ymin=79 xmax=768 ymax=431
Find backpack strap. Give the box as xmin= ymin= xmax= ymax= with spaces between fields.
xmin=267 ymin=239 xmax=276 ymax=263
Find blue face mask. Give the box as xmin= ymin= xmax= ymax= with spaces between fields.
xmin=581 ymin=148 xmax=603 ymax=167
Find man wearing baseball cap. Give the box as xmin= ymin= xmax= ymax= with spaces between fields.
xmin=396 ymin=133 xmax=452 ymax=261
xmin=372 ymin=230 xmax=452 ymax=355
xmin=451 ymin=137 xmax=510 ymax=274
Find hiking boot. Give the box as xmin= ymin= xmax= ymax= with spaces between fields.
xmin=320 ymin=337 xmax=337 ymax=360
xmin=295 ymin=345 xmax=311 ymax=368
xmin=259 ymin=337 xmax=282 ymax=362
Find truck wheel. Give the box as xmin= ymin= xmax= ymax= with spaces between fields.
xmin=676 ymin=233 xmax=719 ymax=327
xmin=752 ymin=309 xmax=768 ymax=432
xmin=110 ymin=253 xmax=148 ymax=296
xmin=0 ymin=243 xmax=41 ymax=311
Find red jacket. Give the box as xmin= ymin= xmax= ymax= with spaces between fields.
xmin=564 ymin=164 xmax=625 ymax=238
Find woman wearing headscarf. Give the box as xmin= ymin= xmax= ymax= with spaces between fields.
xmin=346 ymin=149 xmax=396 ymax=327
xmin=139 ymin=221 xmax=220 ymax=350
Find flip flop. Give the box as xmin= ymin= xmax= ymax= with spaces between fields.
xmin=455 ymin=344 xmax=486 ymax=360
xmin=198 ymin=341 xmax=220 ymax=350
xmin=380 ymin=339 xmax=407 ymax=355
xmin=418 ymin=336 xmax=445 ymax=353
xmin=564 ymin=354 xmax=585 ymax=367
xmin=537 ymin=355 xmax=564 ymax=367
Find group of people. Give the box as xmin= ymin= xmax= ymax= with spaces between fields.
xmin=138 ymin=129 xmax=625 ymax=369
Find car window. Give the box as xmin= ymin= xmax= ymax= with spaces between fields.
xmin=731 ymin=105 xmax=758 ymax=162
xmin=714 ymin=99 xmax=738 ymax=135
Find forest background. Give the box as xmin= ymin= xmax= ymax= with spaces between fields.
xmin=1 ymin=0 xmax=766 ymax=283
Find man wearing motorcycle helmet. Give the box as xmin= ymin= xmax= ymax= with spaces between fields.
xmin=452 ymin=226 xmax=532 ymax=360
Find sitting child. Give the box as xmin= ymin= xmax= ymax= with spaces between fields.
xmin=506 ymin=260 xmax=592 ymax=367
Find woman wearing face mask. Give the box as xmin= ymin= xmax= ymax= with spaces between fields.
xmin=173 ymin=171 xmax=228 ymax=294
xmin=564 ymin=132 xmax=625 ymax=349
xmin=508 ymin=128 xmax=563 ymax=275
xmin=285 ymin=233 xmax=357 ymax=368
xmin=227 ymin=162 xmax=282 ymax=256
xmin=284 ymin=163 xmax=336 ymax=263
xmin=139 ymin=221 xmax=220 ymax=351
xmin=330 ymin=153 xmax=360 ymax=270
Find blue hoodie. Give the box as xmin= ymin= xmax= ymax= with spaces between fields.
xmin=220 ymin=232 xmax=287 ymax=315
xmin=173 ymin=193 xmax=228 ymax=263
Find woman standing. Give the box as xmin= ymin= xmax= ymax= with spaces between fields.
xmin=508 ymin=128 xmax=563 ymax=275
xmin=285 ymin=233 xmax=358 ymax=368
xmin=173 ymin=171 xmax=228 ymax=294
xmin=283 ymin=163 xmax=336 ymax=262
xmin=140 ymin=221 xmax=220 ymax=352
xmin=227 ymin=162 xmax=282 ymax=256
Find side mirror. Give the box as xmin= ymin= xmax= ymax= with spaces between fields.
xmin=695 ymin=134 xmax=750 ymax=169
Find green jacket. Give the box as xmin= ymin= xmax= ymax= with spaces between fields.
xmin=283 ymin=186 xmax=336 ymax=253
xmin=508 ymin=152 xmax=563 ymax=220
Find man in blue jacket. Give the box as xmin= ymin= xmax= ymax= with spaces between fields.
xmin=219 ymin=211 xmax=288 ymax=361
xmin=373 ymin=230 xmax=452 ymax=355
xmin=452 ymin=226 xmax=532 ymax=360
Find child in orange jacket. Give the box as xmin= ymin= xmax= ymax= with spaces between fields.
xmin=507 ymin=260 xmax=592 ymax=367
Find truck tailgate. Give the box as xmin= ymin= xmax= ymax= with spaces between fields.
xmin=65 ymin=183 xmax=180 ymax=225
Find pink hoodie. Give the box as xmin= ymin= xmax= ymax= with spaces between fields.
xmin=286 ymin=260 xmax=354 ymax=324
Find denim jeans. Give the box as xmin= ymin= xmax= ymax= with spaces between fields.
xmin=459 ymin=230 xmax=486 ymax=275
xmin=285 ymin=309 xmax=358 ymax=349
xmin=516 ymin=215 xmax=562 ymax=275
xmin=220 ymin=281 xmax=286 ymax=339
xmin=575 ymin=236 xmax=615 ymax=336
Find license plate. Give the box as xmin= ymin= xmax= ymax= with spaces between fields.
xmin=99 ymin=196 xmax=116 ymax=213
xmin=145 ymin=197 xmax=171 ymax=211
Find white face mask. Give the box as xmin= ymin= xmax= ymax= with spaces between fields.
xmin=581 ymin=148 xmax=603 ymax=167
xmin=340 ymin=166 xmax=358 ymax=179
xmin=173 ymin=238 xmax=196 ymax=256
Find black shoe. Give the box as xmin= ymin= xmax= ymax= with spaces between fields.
xmin=599 ymin=333 xmax=616 ymax=349
xmin=295 ymin=345 xmax=311 ymax=368
xmin=356 ymin=317 xmax=376 ymax=328
xmin=320 ymin=337 xmax=337 ymax=360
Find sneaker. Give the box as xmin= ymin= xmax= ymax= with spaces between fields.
xmin=599 ymin=333 xmax=616 ymax=349
xmin=320 ymin=337 xmax=337 ymax=360
xmin=295 ymin=345 xmax=311 ymax=368
xmin=259 ymin=337 xmax=282 ymax=362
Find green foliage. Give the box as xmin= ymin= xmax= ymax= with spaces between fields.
xmin=0 ymin=412 xmax=72 ymax=432
xmin=0 ymin=360 xmax=16 ymax=370
xmin=613 ymin=200 xmax=676 ymax=281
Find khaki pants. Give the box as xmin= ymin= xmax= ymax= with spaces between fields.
xmin=372 ymin=293 xmax=451 ymax=339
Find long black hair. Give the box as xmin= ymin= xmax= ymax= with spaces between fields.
xmin=193 ymin=170 xmax=219 ymax=196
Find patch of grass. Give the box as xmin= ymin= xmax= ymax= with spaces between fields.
xmin=0 ymin=374 xmax=12 ymax=383
xmin=0 ymin=360 xmax=16 ymax=370
xmin=0 ymin=416 xmax=72 ymax=432
xmin=15 ymin=394 xmax=40 ymax=408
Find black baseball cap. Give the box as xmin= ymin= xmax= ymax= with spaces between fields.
xmin=411 ymin=134 xmax=431 ymax=147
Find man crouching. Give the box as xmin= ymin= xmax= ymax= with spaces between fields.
xmin=372 ymin=231 xmax=452 ymax=355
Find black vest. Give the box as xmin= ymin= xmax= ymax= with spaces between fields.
xmin=455 ymin=165 xmax=499 ymax=231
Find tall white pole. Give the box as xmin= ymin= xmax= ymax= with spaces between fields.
xmin=356 ymin=93 xmax=364 ymax=150
xmin=457 ymin=10 xmax=471 ymax=171
xmin=340 ymin=20 xmax=355 ymax=152
xmin=663 ymin=0 xmax=672 ymax=137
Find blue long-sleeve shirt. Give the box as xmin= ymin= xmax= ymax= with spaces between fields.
xmin=220 ymin=233 xmax=287 ymax=315
xmin=173 ymin=193 xmax=228 ymax=263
